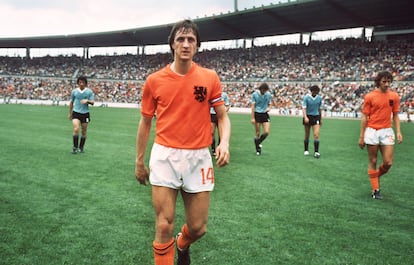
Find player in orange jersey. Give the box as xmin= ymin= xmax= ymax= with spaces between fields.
xmin=135 ymin=20 xmax=231 ymax=265
xmin=359 ymin=71 xmax=403 ymax=200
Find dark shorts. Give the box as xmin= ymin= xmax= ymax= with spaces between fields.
xmin=303 ymin=115 xmax=320 ymax=126
xmin=72 ymin=111 xmax=90 ymax=124
xmin=254 ymin=112 xmax=270 ymax=123
xmin=210 ymin=113 xmax=218 ymax=124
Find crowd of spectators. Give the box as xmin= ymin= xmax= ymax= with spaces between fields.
xmin=1 ymin=38 xmax=413 ymax=114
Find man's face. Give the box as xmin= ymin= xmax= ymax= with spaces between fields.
xmin=78 ymin=80 xmax=86 ymax=90
xmin=171 ymin=28 xmax=198 ymax=61
xmin=379 ymin=77 xmax=392 ymax=92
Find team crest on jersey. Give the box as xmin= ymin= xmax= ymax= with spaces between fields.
xmin=194 ymin=86 xmax=207 ymax=102
xmin=389 ymin=99 xmax=394 ymax=106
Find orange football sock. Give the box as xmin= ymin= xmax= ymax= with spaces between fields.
xmin=368 ymin=169 xmax=380 ymax=191
xmin=177 ymin=224 xmax=199 ymax=250
xmin=153 ymin=237 xmax=175 ymax=265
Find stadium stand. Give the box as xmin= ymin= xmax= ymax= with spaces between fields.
xmin=1 ymin=38 xmax=413 ymax=119
xmin=0 ymin=0 xmax=413 ymax=119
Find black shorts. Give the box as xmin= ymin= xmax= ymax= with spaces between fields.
xmin=72 ymin=111 xmax=90 ymax=124
xmin=303 ymin=115 xmax=320 ymax=126
xmin=210 ymin=114 xmax=218 ymax=124
xmin=254 ymin=112 xmax=270 ymax=123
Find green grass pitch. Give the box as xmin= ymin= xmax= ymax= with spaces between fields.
xmin=1 ymin=104 xmax=413 ymax=264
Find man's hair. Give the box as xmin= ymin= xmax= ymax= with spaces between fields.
xmin=168 ymin=19 xmax=201 ymax=55
xmin=309 ymin=85 xmax=320 ymax=93
xmin=77 ymin=76 xmax=88 ymax=85
xmin=374 ymin=71 xmax=393 ymax=87
xmin=258 ymin=83 xmax=269 ymax=91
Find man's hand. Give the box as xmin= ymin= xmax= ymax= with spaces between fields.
xmin=397 ymin=132 xmax=403 ymax=144
xmin=215 ymin=142 xmax=230 ymax=167
xmin=135 ymin=164 xmax=149 ymax=185
xmin=358 ymin=137 xmax=365 ymax=149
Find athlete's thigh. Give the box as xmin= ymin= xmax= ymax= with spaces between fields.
xmin=366 ymin=144 xmax=380 ymax=166
xmin=181 ymin=191 xmax=210 ymax=229
xmin=379 ymin=145 xmax=394 ymax=164
xmin=72 ymin=118 xmax=80 ymax=128
xmin=304 ymin=125 xmax=311 ymax=138
xmin=312 ymin=124 xmax=320 ymax=136
xmin=81 ymin=122 xmax=88 ymax=132
xmin=152 ymin=185 xmax=178 ymax=220
xmin=262 ymin=121 xmax=270 ymax=134
xmin=254 ymin=122 xmax=261 ymax=134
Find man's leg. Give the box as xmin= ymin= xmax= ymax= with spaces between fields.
xmin=152 ymin=186 xmax=178 ymax=265
xmin=176 ymin=191 xmax=210 ymax=265
xmin=378 ymin=145 xmax=394 ymax=177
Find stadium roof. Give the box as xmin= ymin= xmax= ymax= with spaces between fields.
xmin=0 ymin=0 xmax=413 ymax=49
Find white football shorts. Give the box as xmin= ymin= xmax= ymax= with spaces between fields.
xmin=149 ymin=143 xmax=215 ymax=193
xmin=364 ymin=127 xmax=395 ymax=145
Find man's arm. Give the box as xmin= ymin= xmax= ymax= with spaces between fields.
xmin=359 ymin=113 xmax=368 ymax=149
xmin=393 ymin=112 xmax=403 ymax=144
xmin=80 ymin=99 xmax=94 ymax=105
xmin=318 ymin=108 xmax=323 ymax=126
xmin=68 ymin=101 xmax=73 ymax=120
xmin=250 ymin=102 xmax=256 ymax=124
xmin=266 ymin=97 xmax=273 ymax=113
xmin=214 ymin=104 xmax=231 ymax=167
xmin=135 ymin=114 xmax=153 ymax=185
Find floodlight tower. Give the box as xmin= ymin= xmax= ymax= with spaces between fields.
xmin=234 ymin=0 xmax=239 ymax=47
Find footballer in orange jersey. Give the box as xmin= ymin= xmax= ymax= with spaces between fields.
xmin=359 ymin=71 xmax=403 ymax=200
xmin=135 ymin=20 xmax=231 ymax=265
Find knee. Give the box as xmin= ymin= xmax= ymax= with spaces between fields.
xmin=382 ymin=162 xmax=392 ymax=169
xmin=156 ymin=220 xmax=175 ymax=237
xmin=188 ymin=223 xmax=207 ymax=239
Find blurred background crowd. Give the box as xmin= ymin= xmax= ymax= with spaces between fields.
xmin=1 ymin=38 xmax=413 ymax=116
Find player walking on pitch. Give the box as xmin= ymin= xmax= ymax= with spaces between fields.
xmin=251 ymin=82 xmax=273 ymax=155
xmin=68 ymin=76 xmax=94 ymax=154
xmin=135 ymin=19 xmax=231 ymax=265
xmin=302 ymin=85 xmax=323 ymax=158
xmin=359 ymin=70 xmax=403 ymax=200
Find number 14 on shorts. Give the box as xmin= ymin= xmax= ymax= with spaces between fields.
xmin=201 ymin=167 xmax=214 ymax=184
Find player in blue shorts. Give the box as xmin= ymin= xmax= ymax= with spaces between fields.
xmin=302 ymin=85 xmax=323 ymax=158
xmin=251 ymin=83 xmax=273 ymax=155
xmin=68 ymin=76 xmax=95 ymax=154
